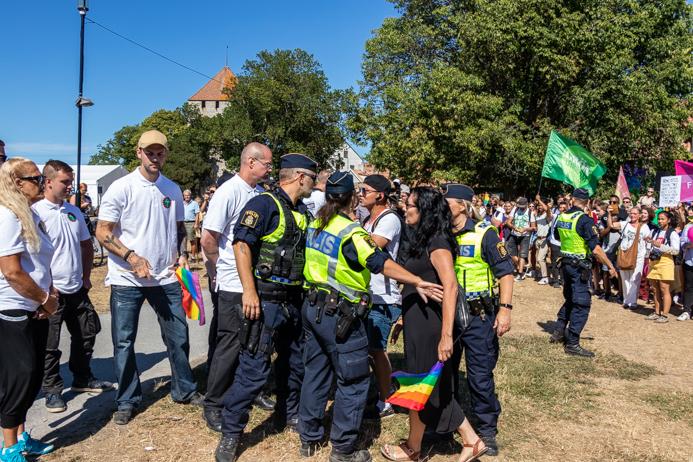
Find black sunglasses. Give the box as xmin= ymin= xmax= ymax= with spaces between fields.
xmin=20 ymin=175 xmax=45 ymax=187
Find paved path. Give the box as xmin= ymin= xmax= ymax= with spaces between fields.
xmin=26 ymin=292 xmax=211 ymax=444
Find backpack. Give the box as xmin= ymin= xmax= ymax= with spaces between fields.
xmin=366 ymin=209 xmax=410 ymax=264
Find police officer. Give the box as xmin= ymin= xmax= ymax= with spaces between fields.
xmin=214 ymin=154 xmax=317 ymax=462
xmin=550 ymin=188 xmax=617 ymax=357
xmin=443 ymin=184 xmax=514 ymax=457
xmin=298 ymin=172 xmax=443 ymax=462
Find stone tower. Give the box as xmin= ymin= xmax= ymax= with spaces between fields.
xmin=187 ymin=66 xmax=237 ymax=117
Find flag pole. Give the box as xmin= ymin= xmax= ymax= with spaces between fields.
xmin=537 ymin=176 xmax=544 ymax=196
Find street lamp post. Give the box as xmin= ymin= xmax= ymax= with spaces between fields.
xmin=75 ymin=0 xmax=93 ymax=209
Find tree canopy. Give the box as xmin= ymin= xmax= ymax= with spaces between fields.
xmin=92 ymin=49 xmax=349 ymax=188
xmin=350 ymin=0 xmax=692 ymax=195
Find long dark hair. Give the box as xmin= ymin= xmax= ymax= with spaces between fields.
xmin=315 ymin=191 xmax=354 ymax=236
xmin=406 ymin=187 xmax=457 ymax=259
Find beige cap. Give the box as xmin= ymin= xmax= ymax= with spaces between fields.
xmin=137 ymin=130 xmax=168 ymax=151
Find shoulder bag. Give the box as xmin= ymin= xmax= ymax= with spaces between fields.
xmin=616 ymin=222 xmax=641 ymax=271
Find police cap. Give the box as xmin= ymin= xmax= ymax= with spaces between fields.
xmin=573 ymin=188 xmax=590 ymax=200
xmin=326 ymin=171 xmax=354 ymax=195
xmin=442 ymin=183 xmax=474 ymax=201
xmin=280 ymin=153 xmax=318 ymax=173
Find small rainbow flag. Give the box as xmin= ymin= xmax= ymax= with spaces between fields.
xmin=175 ymin=267 xmax=206 ymax=326
xmin=386 ymin=361 xmax=443 ymax=411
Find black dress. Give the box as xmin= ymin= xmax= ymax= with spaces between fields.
xmin=401 ymin=234 xmax=465 ymax=433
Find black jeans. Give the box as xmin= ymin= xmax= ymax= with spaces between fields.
xmin=43 ymin=288 xmax=100 ymax=393
xmin=549 ymin=243 xmax=562 ymax=283
xmin=204 ymin=291 xmax=243 ymax=411
xmin=683 ymin=264 xmax=693 ymax=314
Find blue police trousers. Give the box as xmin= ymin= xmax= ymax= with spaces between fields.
xmin=557 ymin=263 xmax=592 ymax=346
xmin=298 ymin=299 xmax=370 ymax=454
xmin=221 ymin=300 xmax=304 ymax=437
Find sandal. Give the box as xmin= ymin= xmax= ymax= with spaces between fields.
xmin=381 ymin=442 xmax=421 ymax=461
xmin=458 ymin=438 xmax=488 ymax=462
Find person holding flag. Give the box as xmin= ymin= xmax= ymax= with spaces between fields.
xmin=549 ymin=188 xmax=618 ymax=357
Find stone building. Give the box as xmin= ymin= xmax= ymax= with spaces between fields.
xmin=187 ymin=66 xmax=236 ymax=117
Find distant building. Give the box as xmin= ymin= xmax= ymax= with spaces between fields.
xmin=36 ymin=164 xmax=128 ymax=207
xmin=187 ymin=66 xmax=237 ymax=117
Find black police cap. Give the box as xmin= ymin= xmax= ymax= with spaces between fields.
xmin=280 ymin=153 xmax=318 ymax=173
xmin=573 ymin=188 xmax=590 ymax=200
xmin=326 ymin=171 xmax=354 ymax=195
xmin=442 ymin=183 xmax=474 ymax=201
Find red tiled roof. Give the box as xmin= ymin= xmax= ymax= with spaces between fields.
xmin=188 ymin=67 xmax=236 ymax=101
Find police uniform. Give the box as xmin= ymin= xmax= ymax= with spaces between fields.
xmin=551 ymin=188 xmax=600 ymax=357
xmin=215 ymin=154 xmax=316 ymax=462
xmin=299 ymin=171 xmax=388 ymax=461
xmin=443 ymin=184 xmax=514 ymax=454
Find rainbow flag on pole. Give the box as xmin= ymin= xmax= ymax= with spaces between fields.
xmin=386 ymin=361 xmax=443 ymax=411
xmin=175 ymin=267 xmax=206 ymax=326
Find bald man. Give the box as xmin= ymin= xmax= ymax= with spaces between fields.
xmin=200 ymin=142 xmax=273 ymax=431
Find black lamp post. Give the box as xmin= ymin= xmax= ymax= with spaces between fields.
xmin=75 ymin=0 xmax=93 ymax=209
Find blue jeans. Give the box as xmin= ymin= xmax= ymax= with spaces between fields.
xmin=110 ymin=283 xmax=197 ymax=410
xmin=365 ymin=303 xmax=401 ymax=351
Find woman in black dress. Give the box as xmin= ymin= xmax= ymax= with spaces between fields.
xmin=381 ymin=187 xmax=486 ymax=462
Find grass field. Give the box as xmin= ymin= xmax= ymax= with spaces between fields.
xmin=44 ymin=276 xmax=693 ymax=462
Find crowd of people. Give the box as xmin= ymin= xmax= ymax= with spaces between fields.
xmin=0 ymin=132 xmax=687 ymax=462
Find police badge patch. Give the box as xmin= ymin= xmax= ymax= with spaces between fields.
xmin=364 ymin=235 xmax=377 ymax=249
xmin=496 ymin=242 xmax=508 ymax=258
xmin=241 ymin=210 xmax=259 ymax=228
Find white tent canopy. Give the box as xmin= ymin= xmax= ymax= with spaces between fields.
xmin=36 ymin=164 xmax=129 ymax=207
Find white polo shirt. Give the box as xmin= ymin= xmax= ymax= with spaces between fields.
xmin=203 ymin=175 xmax=261 ymax=292
xmin=0 ymin=205 xmax=54 ymax=313
xmin=98 ymin=169 xmax=184 ymax=287
xmin=32 ymin=199 xmax=90 ymax=294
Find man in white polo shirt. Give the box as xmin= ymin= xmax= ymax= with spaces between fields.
xmin=96 ymin=130 xmax=202 ymax=425
xmin=33 ymin=160 xmax=113 ymax=414
xmin=200 ymin=142 xmax=272 ymax=432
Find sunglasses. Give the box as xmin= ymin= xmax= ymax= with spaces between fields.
xmin=359 ymin=188 xmax=377 ymax=195
xmin=20 ymin=175 xmax=45 ymax=187
xmin=301 ymin=171 xmax=317 ymax=181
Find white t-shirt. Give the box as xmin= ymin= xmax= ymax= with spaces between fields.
xmin=203 ymin=175 xmax=261 ymax=292
xmin=98 ymin=169 xmax=184 ymax=287
xmin=304 ymin=189 xmax=326 ymax=217
xmin=32 ymin=199 xmax=90 ymax=294
xmin=617 ymin=222 xmax=650 ymax=265
xmin=364 ymin=210 xmax=402 ymax=305
xmin=535 ymin=212 xmax=550 ymax=238
xmin=0 ymin=206 xmax=54 ymax=313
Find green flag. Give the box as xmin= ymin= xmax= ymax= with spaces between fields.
xmin=541 ymin=130 xmax=606 ymax=195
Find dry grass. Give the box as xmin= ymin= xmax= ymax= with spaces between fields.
xmin=43 ymin=281 xmax=693 ymax=462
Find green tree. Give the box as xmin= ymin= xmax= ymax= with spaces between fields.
xmin=352 ymin=0 xmax=692 ymax=195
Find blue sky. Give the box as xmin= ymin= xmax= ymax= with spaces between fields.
xmin=0 ymin=0 xmax=397 ymax=163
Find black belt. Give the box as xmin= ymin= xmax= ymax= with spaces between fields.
xmin=256 ymin=280 xmax=303 ymax=303
xmin=184 ymin=220 xmax=196 ymax=223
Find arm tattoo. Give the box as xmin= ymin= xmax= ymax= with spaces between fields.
xmin=105 ymin=234 xmax=123 ymax=250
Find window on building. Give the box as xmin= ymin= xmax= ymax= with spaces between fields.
xmin=201 ymin=101 xmax=206 ymax=109
xmin=215 ymin=101 xmax=220 ymax=109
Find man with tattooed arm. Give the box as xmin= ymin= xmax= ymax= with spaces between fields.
xmin=96 ymin=130 xmax=203 ymax=425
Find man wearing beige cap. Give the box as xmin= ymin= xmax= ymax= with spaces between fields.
xmin=96 ymin=130 xmax=202 ymax=425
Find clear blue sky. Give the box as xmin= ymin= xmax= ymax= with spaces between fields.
xmin=0 ymin=0 xmax=397 ymax=163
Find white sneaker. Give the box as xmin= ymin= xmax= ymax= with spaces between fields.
xmin=538 ymin=278 xmax=549 ymax=285
xmin=677 ymin=312 xmax=690 ymax=321
xmin=514 ymin=274 xmax=522 ymax=282
xmin=673 ymin=295 xmax=681 ymax=306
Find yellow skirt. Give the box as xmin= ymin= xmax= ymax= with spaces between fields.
xmin=647 ymin=254 xmax=675 ymax=282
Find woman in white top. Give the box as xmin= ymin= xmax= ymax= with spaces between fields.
xmin=608 ymin=206 xmax=650 ymax=309
xmin=644 ymin=211 xmax=680 ymax=323
xmin=0 ymin=158 xmax=57 ymax=460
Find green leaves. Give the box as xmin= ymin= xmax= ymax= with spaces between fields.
xmin=353 ymin=0 xmax=692 ymax=194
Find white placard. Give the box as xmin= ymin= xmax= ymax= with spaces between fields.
xmin=659 ymin=175 xmax=681 ymax=207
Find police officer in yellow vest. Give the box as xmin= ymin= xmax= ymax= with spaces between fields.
xmin=443 ymin=184 xmax=514 ymax=457
xmin=550 ymin=188 xmax=617 ymax=358
xmin=299 ymin=172 xmax=443 ymax=462
xmin=214 ymin=154 xmax=317 ymax=462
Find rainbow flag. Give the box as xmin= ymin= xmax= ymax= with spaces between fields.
xmin=175 ymin=267 xmax=206 ymax=326
xmin=386 ymin=361 xmax=443 ymax=411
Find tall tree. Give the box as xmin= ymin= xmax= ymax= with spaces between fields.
xmin=352 ymin=0 xmax=692 ymax=195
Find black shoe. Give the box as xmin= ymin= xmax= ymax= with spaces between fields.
xmin=214 ymin=435 xmax=239 ymax=462
xmin=551 ymin=281 xmax=562 ymax=288
xmin=285 ymin=417 xmax=299 ymax=433
xmin=481 ymin=435 xmax=499 ymax=456
xmin=45 ymin=392 xmax=67 ymax=413
xmin=299 ymin=441 xmax=323 ymax=458
xmin=253 ymin=393 xmax=275 ymax=411
xmin=204 ymin=408 xmax=223 ymax=433
xmin=176 ymin=391 xmax=205 ymax=407
xmin=272 ymin=415 xmax=298 ymax=433
xmin=329 ymin=449 xmax=372 ymax=462
xmin=564 ymin=344 xmax=595 ymax=358
xmin=72 ymin=378 xmax=115 ymax=394
xmin=112 ymin=408 xmax=134 ymax=425
xmin=549 ymin=326 xmax=565 ymax=344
